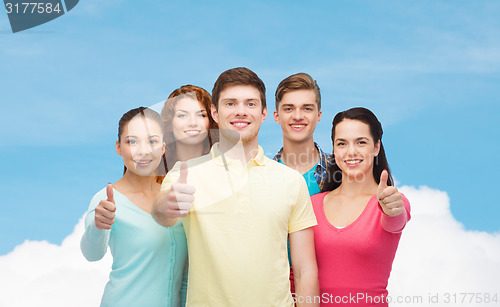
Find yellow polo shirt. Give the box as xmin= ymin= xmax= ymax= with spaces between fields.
xmin=161 ymin=144 xmax=317 ymax=307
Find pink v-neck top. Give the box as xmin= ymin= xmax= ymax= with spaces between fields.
xmin=311 ymin=192 xmax=411 ymax=306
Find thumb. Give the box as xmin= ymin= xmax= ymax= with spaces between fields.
xmin=177 ymin=162 xmax=188 ymax=184
xmin=106 ymin=183 xmax=115 ymax=203
xmin=378 ymin=170 xmax=389 ymax=195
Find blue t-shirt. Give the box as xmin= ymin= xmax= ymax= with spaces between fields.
xmin=278 ymin=158 xmax=321 ymax=196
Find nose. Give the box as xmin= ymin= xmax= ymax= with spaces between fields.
xmin=135 ymin=141 xmax=152 ymax=156
xmin=234 ymin=103 xmax=247 ymax=117
xmin=292 ymin=108 xmax=303 ymax=120
xmin=347 ymin=143 xmax=357 ymax=156
xmin=187 ymin=114 xmax=197 ymax=127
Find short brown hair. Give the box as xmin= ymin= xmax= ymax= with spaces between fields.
xmin=275 ymin=73 xmax=321 ymax=111
xmin=212 ymin=67 xmax=266 ymax=110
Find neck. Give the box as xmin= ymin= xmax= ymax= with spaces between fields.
xmin=116 ymin=170 xmax=158 ymax=194
xmin=175 ymin=141 xmax=205 ymax=162
xmin=281 ymin=137 xmax=318 ymax=173
xmin=219 ymin=134 xmax=259 ymax=165
xmin=337 ymin=173 xmax=378 ymax=197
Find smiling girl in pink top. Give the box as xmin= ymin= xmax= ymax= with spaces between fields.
xmin=312 ymin=107 xmax=410 ymax=306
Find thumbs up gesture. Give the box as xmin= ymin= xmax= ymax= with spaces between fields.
xmin=154 ymin=162 xmax=196 ymax=222
xmin=95 ymin=183 xmax=116 ymax=229
xmin=377 ymin=170 xmax=404 ymax=217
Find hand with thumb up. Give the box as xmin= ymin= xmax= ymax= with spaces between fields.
xmin=377 ymin=170 xmax=404 ymax=217
xmin=95 ymin=183 xmax=116 ymax=229
xmin=153 ymin=162 xmax=195 ymax=226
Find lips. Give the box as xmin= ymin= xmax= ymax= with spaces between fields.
xmin=289 ymin=123 xmax=307 ymax=131
xmin=184 ymin=130 xmax=201 ymax=136
xmin=345 ymin=159 xmax=363 ymax=167
xmin=134 ymin=160 xmax=153 ymax=167
xmin=231 ymin=121 xmax=250 ymax=128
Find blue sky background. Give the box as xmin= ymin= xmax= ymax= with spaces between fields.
xmin=1 ymin=0 xmax=499 ymax=255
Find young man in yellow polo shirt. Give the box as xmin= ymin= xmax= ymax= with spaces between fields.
xmin=152 ymin=67 xmax=319 ymax=306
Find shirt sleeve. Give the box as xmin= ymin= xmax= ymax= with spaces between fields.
xmin=80 ymin=188 xmax=111 ymax=261
xmin=380 ymin=193 xmax=411 ymax=233
xmin=288 ymin=175 xmax=318 ymax=233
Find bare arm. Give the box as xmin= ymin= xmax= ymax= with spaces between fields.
xmin=289 ymin=227 xmax=319 ymax=307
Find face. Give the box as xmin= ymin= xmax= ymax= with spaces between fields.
xmin=171 ymin=97 xmax=210 ymax=146
xmin=333 ymin=119 xmax=380 ymax=181
xmin=211 ymin=85 xmax=267 ymax=145
xmin=273 ymin=89 xmax=321 ymax=144
xmin=116 ymin=116 xmax=165 ymax=177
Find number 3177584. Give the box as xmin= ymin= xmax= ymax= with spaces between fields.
xmin=5 ymin=2 xmax=62 ymax=14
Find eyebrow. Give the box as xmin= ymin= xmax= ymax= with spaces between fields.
xmin=125 ymin=134 xmax=161 ymax=138
xmin=281 ymin=103 xmax=316 ymax=108
xmin=175 ymin=109 xmax=207 ymax=113
xmin=335 ymin=137 xmax=370 ymax=142
xmin=221 ymin=98 xmax=260 ymax=103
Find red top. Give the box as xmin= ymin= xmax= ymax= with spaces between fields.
xmin=311 ymin=192 xmax=411 ymax=306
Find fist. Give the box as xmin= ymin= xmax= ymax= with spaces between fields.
xmin=377 ymin=170 xmax=404 ymax=217
xmin=95 ymin=183 xmax=116 ymax=229
xmin=158 ymin=162 xmax=195 ymax=218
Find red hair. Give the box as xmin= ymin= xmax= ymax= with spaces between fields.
xmin=155 ymin=85 xmax=218 ymax=183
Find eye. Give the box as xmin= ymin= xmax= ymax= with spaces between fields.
xmin=248 ymin=102 xmax=256 ymax=107
xmin=358 ymin=141 xmax=367 ymax=145
xmin=227 ymin=102 xmax=235 ymax=107
xmin=149 ymin=140 xmax=158 ymax=145
xmin=177 ymin=114 xmax=187 ymax=118
xmin=127 ymin=139 xmax=137 ymax=145
xmin=197 ymin=113 xmax=207 ymax=118
xmin=336 ymin=142 xmax=345 ymax=147
xmin=284 ymin=107 xmax=293 ymax=112
xmin=304 ymin=107 xmax=313 ymax=111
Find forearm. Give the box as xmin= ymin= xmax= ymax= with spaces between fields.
xmin=294 ymin=267 xmax=320 ymax=307
xmin=381 ymin=194 xmax=411 ymax=233
xmin=80 ymin=211 xmax=109 ymax=261
xmin=290 ymin=227 xmax=320 ymax=307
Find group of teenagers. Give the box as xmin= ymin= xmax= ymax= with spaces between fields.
xmin=81 ymin=67 xmax=411 ymax=307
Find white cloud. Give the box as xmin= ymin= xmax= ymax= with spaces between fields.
xmin=388 ymin=186 xmax=500 ymax=306
xmin=0 ymin=186 xmax=499 ymax=307
xmin=0 ymin=216 xmax=112 ymax=307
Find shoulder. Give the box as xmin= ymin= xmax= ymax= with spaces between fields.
xmin=264 ymin=156 xmax=299 ymax=174
xmin=311 ymin=192 xmax=328 ymax=207
xmin=263 ymin=157 xmax=306 ymax=184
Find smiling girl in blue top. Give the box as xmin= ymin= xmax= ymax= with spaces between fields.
xmin=81 ymin=107 xmax=188 ymax=307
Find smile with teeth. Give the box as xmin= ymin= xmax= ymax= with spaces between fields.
xmin=134 ymin=160 xmax=152 ymax=166
xmin=184 ymin=130 xmax=201 ymax=136
xmin=345 ymin=159 xmax=362 ymax=166
xmin=231 ymin=122 xmax=249 ymax=128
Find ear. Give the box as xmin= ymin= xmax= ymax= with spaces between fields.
xmin=115 ymin=141 xmax=122 ymax=156
xmin=273 ymin=110 xmax=280 ymax=124
xmin=211 ymin=104 xmax=219 ymax=124
xmin=261 ymin=107 xmax=268 ymax=123
xmin=162 ymin=142 xmax=166 ymax=155
xmin=317 ymin=110 xmax=322 ymax=122
xmin=374 ymin=140 xmax=381 ymax=157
